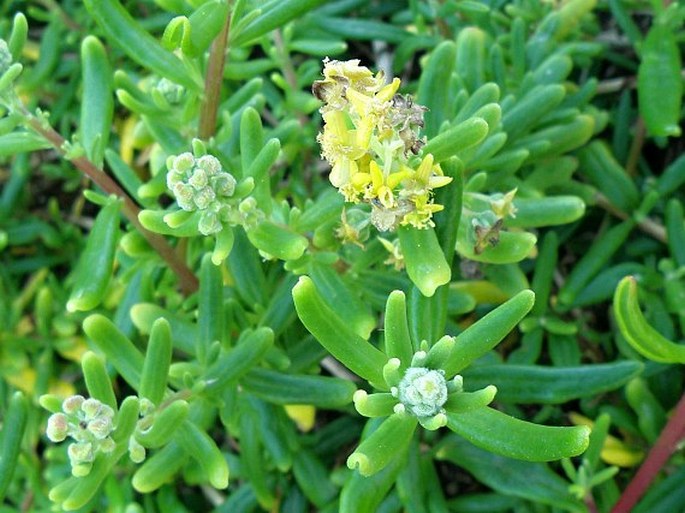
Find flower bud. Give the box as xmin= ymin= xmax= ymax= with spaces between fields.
xmin=81 ymin=398 xmax=103 ymax=419
xmin=166 ymin=168 xmax=185 ymax=190
xmin=188 ymin=168 xmax=208 ymax=190
xmin=46 ymin=413 xmax=69 ymax=442
xmin=199 ymin=211 xmax=222 ymax=235
xmin=139 ymin=398 xmax=155 ymax=416
xmin=129 ymin=437 xmax=146 ymax=463
xmin=173 ymin=183 xmax=196 ymax=211
xmin=71 ymin=462 xmax=93 ymax=477
xmin=156 ymin=77 xmax=184 ymax=104
xmin=100 ymin=437 xmax=116 ymax=454
xmin=173 ymin=152 xmax=195 ymax=173
xmin=196 ymin=155 xmax=222 ymax=175
xmin=212 ymin=173 xmax=237 ymax=197
xmin=68 ymin=442 xmax=95 ymax=465
xmin=87 ymin=416 xmax=113 ymax=440
xmin=0 ymin=39 xmax=12 ymax=75
xmin=193 ymin=187 xmax=216 ymax=210
xmin=62 ymin=395 xmax=85 ymax=414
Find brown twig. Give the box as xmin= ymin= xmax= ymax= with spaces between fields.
xmin=35 ymin=0 xmax=82 ymax=32
xmin=595 ymin=192 xmax=667 ymax=243
xmin=597 ymin=69 xmax=685 ymax=95
xmin=611 ymin=391 xmax=685 ymax=512
xmin=198 ymin=1 xmax=232 ymax=140
xmin=25 ymin=115 xmax=199 ymax=295
xmin=625 ymin=118 xmax=645 ymax=177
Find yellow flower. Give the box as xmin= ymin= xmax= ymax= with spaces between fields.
xmin=401 ymin=193 xmax=444 ymax=229
xmin=401 ymin=154 xmax=452 ymax=196
xmin=313 ymin=59 xmax=385 ymax=112
xmin=346 ymin=78 xmax=401 ymax=143
xmin=356 ymin=160 xmax=410 ymax=209
xmin=318 ymin=110 xmax=369 ymax=189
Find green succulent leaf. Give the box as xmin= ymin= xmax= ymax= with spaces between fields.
xmin=0 ymin=392 xmax=28 ymax=503
xmin=463 ymin=361 xmax=643 ymax=403
xmin=613 ymin=276 xmax=685 ymax=363
xmin=441 ymin=290 xmax=535 ymax=376
xmin=292 ymin=276 xmax=387 ymax=386
xmin=446 ymin=407 xmax=590 ymax=461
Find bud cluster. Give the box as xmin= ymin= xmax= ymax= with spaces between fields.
xmin=166 ymin=151 xmax=263 ymax=235
xmin=0 ymin=39 xmax=11 ymax=75
xmin=46 ymin=395 xmax=116 ymax=477
xmin=390 ymin=349 xmax=463 ymax=429
xmin=45 ymin=395 xmax=155 ymax=476
xmin=313 ymin=59 xmax=452 ymax=232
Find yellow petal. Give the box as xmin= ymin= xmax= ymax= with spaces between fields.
xmin=377 ymin=77 xmax=401 ymax=102
xmin=354 ymin=118 xmax=374 ymax=150
xmin=323 ymin=110 xmax=348 ymax=138
xmin=387 ymin=170 xmax=411 ymax=189
xmin=351 ymin=172 xmax=372 ymax=188
xmin=429 ymin=176 xmax=453 ymax=189
xmin=330 ymin=158 xmax=358 ymax=188
xmin=370 ymin=160 xmax=384 ymax=191
xmin=378 ymin=186 xmax=395 ymax=208
xmin=416 ymin=154 xmax=434 ymax=181
xmin=346 ymin=88 xmax=373 ymax=117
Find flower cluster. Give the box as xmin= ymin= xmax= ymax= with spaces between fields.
xmin=353 ymin=340 xmax=467 ymax=431
xmin=313 ymin=59 xmax=452 ymax=231
xmin=46 ymin=396 xmax=116 ymax=477
xmin=166 ymin=151 xmax=262 ymax=235
xmin=45 ymin=395 xmax=150 ymax=477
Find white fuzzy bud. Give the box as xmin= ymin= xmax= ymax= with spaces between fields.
xmin=166 ymin=168 xmax=185 ymax=190
xmin=173 ymin=152 xmax=195 ymax=173
xmin=81 ymin=398 xmax=103 ymax=419
xmin=193 ymin=187 xmax=216 ymax=210
xmin=173 ymin=183 xmax=196 ymax=211
xmin=46 ymin=413 xmax=69 ymax=442
xmin=199 ymin=211 xmax=222 ymax=235
xmin=62 ymin=395 xmax=85 ymax=414
xmin=188 ymin=168 xmax=208 ymax=190
xmin=196 ymin=155 xmax=222 ymax=175
xmin=212 ymin=173 xmax=237 ymax=197
xmin=68 ymin=442 xmax=95 ymax=465
xmin=87 ymin=416 xmax=113 ymax=440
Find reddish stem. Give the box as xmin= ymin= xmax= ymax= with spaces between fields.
xmin=611 ymin=391 xmax=685 ymax=512
xmin=25 ymin=115 xmax=199 ymax=295
xmin=198 ymin=1 xmax=232 ymax=140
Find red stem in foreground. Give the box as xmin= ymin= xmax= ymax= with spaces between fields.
xmin=611 ymin=391 xmax=685 ymax=512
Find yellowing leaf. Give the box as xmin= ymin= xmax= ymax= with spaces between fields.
xmin=284 ymin=404 xmax=316 ymax=432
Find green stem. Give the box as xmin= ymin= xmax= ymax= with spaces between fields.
xmin=24 ymin=113 xmax=199 ymax=295
xmin=198 ymin=1 xmax=232 ymax=140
